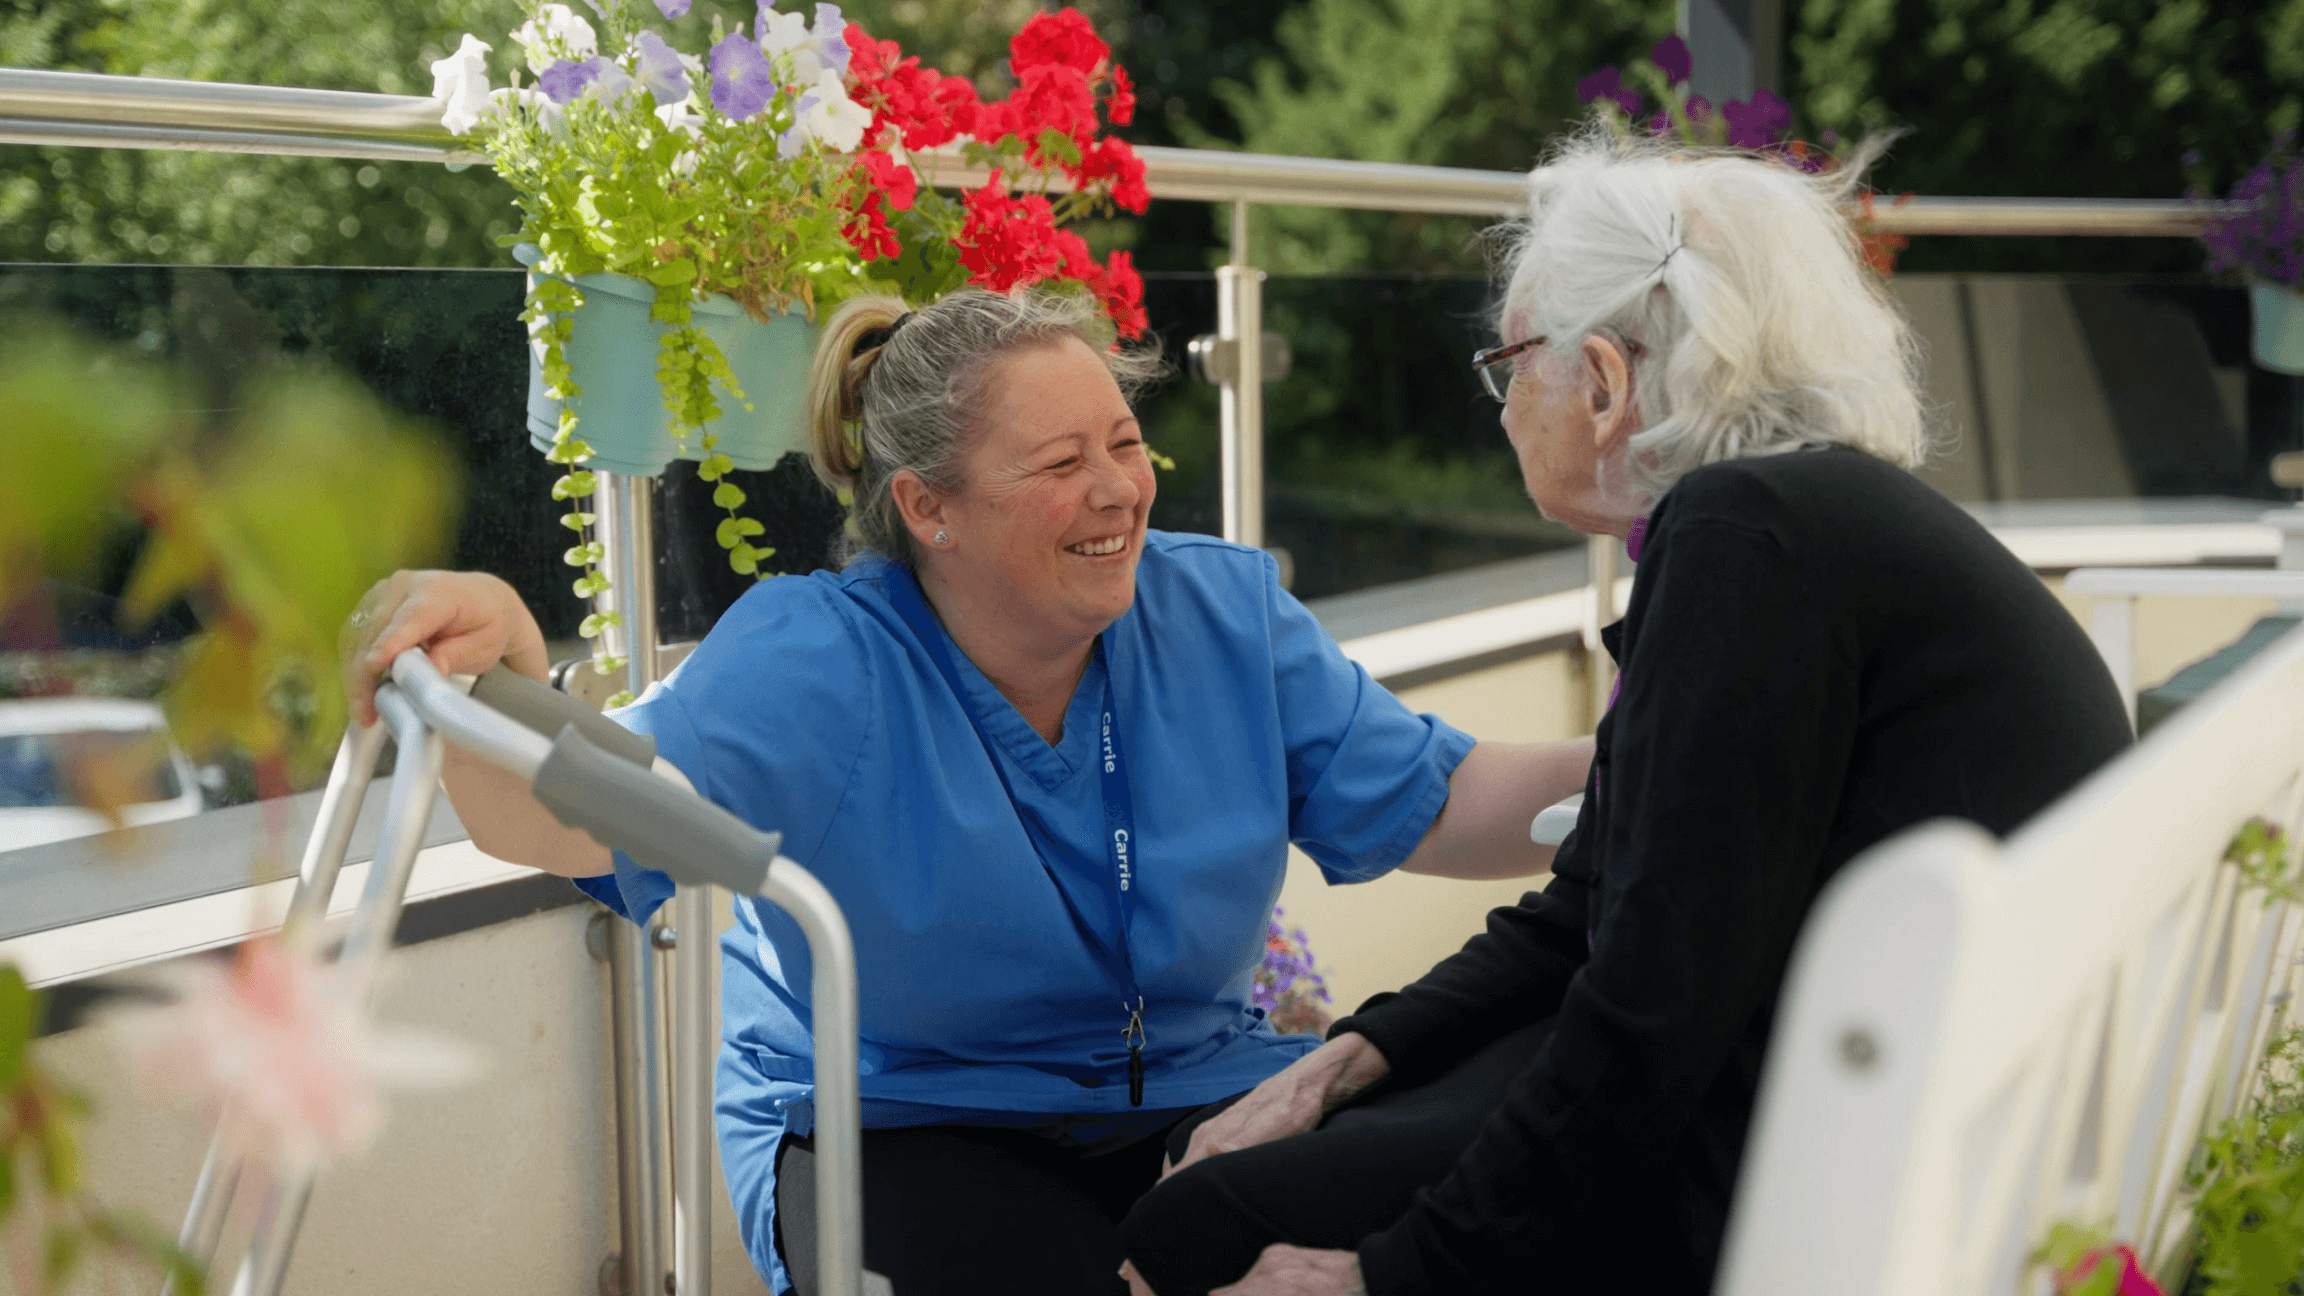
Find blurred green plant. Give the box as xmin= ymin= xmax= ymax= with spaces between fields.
xmin=0 ymin=967 xmax=205 ymax=1296
xmin=0 ymin=319 xmax=457 ymax=1291
xmin=2188 ymin=1024 xmax=2304 ymax=1296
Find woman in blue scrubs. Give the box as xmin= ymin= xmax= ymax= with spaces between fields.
xmin=344 ymin=287 xmax=1590 ymax=1295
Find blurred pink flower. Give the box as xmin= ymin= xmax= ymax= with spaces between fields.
xmin=2056 ymin=1244 xmax=2163 ymax=1296
xmin=107 ymin=933 xmax=478 ymax=1176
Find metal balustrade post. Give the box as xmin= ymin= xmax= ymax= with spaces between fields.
xmin=1584 ymin=534 xmax=1619 ymax=728
xmin=597 ymin=473 xmax=710 ymax=1296
xmin=1217 ymin=201 xmax=1265 ymax=549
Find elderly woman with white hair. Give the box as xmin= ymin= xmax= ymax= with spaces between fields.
xmin=1116 ymin=131 xmax=2133 ymax=1295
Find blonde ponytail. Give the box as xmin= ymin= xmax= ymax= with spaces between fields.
xmin=806 ymin=293 xmax=909 ymax=499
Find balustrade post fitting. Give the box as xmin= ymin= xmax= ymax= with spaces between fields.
xmin=1217 ymin=200 xmax=1266 ymax=550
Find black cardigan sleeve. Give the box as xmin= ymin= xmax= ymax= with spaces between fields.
xmin=1350 ymin=517 xmax=1861 ymax=1294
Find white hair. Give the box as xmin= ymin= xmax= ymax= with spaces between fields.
xmin=1494 ymin=124 xmax=1932 ymax=500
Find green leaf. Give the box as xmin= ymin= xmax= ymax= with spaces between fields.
xmin=38 ymin=1096 xmax=79 ymax=1195
xmin=559 ymin=510 xmax=596 ymax=532
xmin=0 ymin=964 xmax=32 ymax=1092
xmin=603 ymin=690 xmax=637 ymax=709
xmin=712 ymin=481 xmax=746 ymax=509
xmin=45 ymin=1224 xmax=84 ymax=1284
xmin=551 ymin=471 xmax=598 ymax=501
xmin=729 ymin=544 xmax=759 ymax=576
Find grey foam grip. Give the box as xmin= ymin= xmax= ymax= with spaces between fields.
xmin=473 ymin=665 xmax=656 ymax=768
xmin=531 ymin=723 xmax=777 ymax=895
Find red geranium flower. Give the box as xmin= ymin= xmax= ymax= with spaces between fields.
xmin=1078 ymin=137 xmax=1150 ymax=213
xmin=956 ymin=175 xmax=1062 ymax=293
xmin=845 ymin=22 xmax=982 ymax=152
xmin=1010 ymin=9 xmax=1107 ymax=76
xmin=842 ymin=190 xmax=901 ymax=262
xmin=1085 ymin=250 xmax=1147 ymax=340
xmin=1105 ymin=65 xmax=1136 ymax=127
xmin=857 ymin=148 xmax=918 ymax=212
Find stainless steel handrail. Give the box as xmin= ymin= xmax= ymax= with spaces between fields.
xmin=0 ymin=67 xmax=2229 ymax=234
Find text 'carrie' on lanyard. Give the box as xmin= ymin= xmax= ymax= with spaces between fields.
xmin=887 ymin=567 xmax=1151 ymax=1106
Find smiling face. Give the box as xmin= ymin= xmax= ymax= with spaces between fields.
xmin=911 ymin=336 xmax=1156 ymax=654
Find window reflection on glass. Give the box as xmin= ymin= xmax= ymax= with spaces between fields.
xmin=0 ymin=700 xmax=212 ymax=851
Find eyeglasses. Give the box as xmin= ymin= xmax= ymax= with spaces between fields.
xmin=1470 ymin=337 xmax=1544 ymax=402
xmin=1470 ymin=334 xmax=1647 ymax=402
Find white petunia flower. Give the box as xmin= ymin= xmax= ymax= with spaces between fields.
xmin=757 ymin=7 xmax=823 ymax=82
xmin=430 ymin=34 xmax=495 ymax=136
xmin=655 ymin=99 xmax=704 ymax=140
xmin=489 ymin=85 xmax=566 ymax=137
xmin=512 ymin=3 xmax=598 ymax=74
xmin=582 ymin=61 xmax=639 ymax=107
xmin=795 ymin=68 xmax=870 ymax=153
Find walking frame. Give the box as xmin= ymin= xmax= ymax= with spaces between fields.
xmin=164 ymin=648 xmax=883 ymax=1296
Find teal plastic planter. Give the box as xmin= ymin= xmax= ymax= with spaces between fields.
xmin=2252 ymin=280 xmax=2304 ymax=376
xmin=516 ymin=244 xmax=815 ymax=477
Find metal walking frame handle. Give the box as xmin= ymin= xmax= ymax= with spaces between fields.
xmin=426 ymin=655 xmax=878 ymax=1296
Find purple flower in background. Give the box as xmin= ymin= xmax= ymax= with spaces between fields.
xmin=1686 ymin=94 xmax=1714 ymax=121
xmin=1574 ymin=66 xmax=1642 ymax=116
xmin=1651 ymin=34 xmax=1692 ymax=85
xmin=634 ymin=30 xmax=690 ymax=106
xmin=654 ymin=0 xmax=690 ymax=16
xmin=538 ymin=57 xmax=604 ymax=105
xmin=711 ymin=31 xmax=774 ymax=121
xmin=1723 ymin=89 xmax=1791 ymax=149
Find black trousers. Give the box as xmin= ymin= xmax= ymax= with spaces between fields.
xmin=776 ymin=1116 xmax=1187 ymax=1296
xmin=1117 ymin=1020 xmax=1553 ymax=1296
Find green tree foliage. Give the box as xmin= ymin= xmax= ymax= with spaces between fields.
xmin=1177 ymin=0 xmax=1671 ymax=273
xmin=1786 ymin=0 xmax=2304 ymax=273
xmin=0 ymin=0 xmax=528 ymax=266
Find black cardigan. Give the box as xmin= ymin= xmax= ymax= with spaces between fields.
xmin=1339 ymin=448 xmax=2133 ymax=1294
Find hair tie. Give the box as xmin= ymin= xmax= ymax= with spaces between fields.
xmin=857 ymin=311 xmax=916 ymax=357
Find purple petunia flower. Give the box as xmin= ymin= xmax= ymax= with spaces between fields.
xmin=1575 ymin=66 xmax=1642 ymax=117
xmin=816 ymin=3 xmax=851 ymax=76
xmin=710 ymin=31 xmax=774 ymax=121
xmin=538 ymin=57 xmax=604 ymax=105
xmin=1651 ymin=34 xmax=1692 ymax=85
xmin=654 ymin=0 xmax=690 ymax=16
xmin=634 ymin=30 xmax=690 ymax=106
xmin=1722 ymin=90 xmax=1791 ymax=149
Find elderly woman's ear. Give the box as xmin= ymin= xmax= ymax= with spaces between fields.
xmin=1580 ymin=334 xmax=1641 ymax=457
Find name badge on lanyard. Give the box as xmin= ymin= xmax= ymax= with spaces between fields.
xmin=887 ymin=567 xmax=1151 ymax=1106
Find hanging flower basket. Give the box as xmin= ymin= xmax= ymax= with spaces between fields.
xmin=2190 ymin=134 xmax=2304 ymax=374
xmin=2251 ymin=279 xmax=2304 ymax=376
xmin=514 ymin=243 xmax=814 ymax=477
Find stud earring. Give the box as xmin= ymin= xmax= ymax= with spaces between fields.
xmin=933 ymin=529 xmax=950 ymax=547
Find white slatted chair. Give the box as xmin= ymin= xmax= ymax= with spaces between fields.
xmin=1717 ymin=620 xmax=2304 ymax=1295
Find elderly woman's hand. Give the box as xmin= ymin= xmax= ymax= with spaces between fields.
xmin=1211 ymin=1245 xmax=1366 ymax=1295
xmin=1164 ymin=1032 xmax=1391 ymax=1180
xmin=341 ymin=570 xmax=548 ymax=728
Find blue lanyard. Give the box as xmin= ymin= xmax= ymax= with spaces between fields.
xmin=884 ymin=566 xmax=1151 ymax=1105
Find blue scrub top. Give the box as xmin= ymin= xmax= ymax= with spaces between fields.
xmin=577 ymin=531 xmax=1472 ymax=1289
